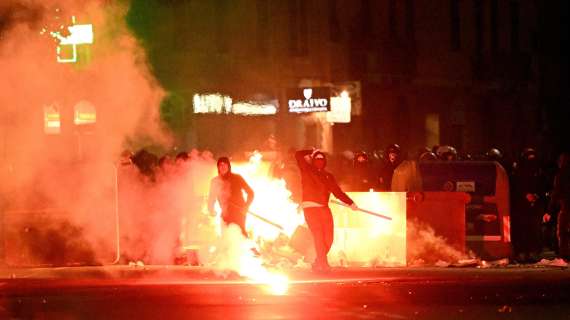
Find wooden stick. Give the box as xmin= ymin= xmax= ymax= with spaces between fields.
xmin=329 ymin=199 xmax=392 ymax=221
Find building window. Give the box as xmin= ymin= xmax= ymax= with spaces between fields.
xmin=490 ymin=0 xmax=498 ymax=53
xmin=256 ymin=0 xmax=269 ymax=54
xmin=389 ymin=0 xmax=397 ymax=42
xmin=450 ymin=0 xmax=461 ymax=50
xmin=215 ymin=0 xmax=229 ymax=53
xmin=474 ymin=0 xmax=483 ymax=54
xmin=405 ymin=0 xmax=415 ymax=45
xmin=361 ymin=0 xmax=372 ymax=38
xmin=44 ymin=104 xmax=61 ymax=135
xmin=74 ymin=100 xmax=96 ymax=125
xmin=328 ymin=0 xmax=341 ymax=42
xmin=288 ymin=0 xmax=308 ymax=56
xmin=510 ymin=0 xmax=519 ymax=52
xmin=473 ymin=0 xmax=483 ymax=80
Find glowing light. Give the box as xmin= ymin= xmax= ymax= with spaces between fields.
xmin=264 ymin=273 xmax=289 ymax=295
xmin=193 ymin=94 xmax=278 ymax=115
xmin=230 ymin=153 xmax=304 ymax=240
xmin=47 ymin=16 xmax=93 ymax=63
xmin=231 ymin=102 xmax=277 ymax=115
xmin=74 ymin=100 xmax=96 ymax=125
xmin=327 ymin=91 xmax=351 ymax=123
xmin=329 ymin=192 xmax=406 ymax=266
xmin=44 ymin=105 xmax=61 ymax=134
xmin=193 ymin=93 xmax=232 ymax=114
xmin=236 ymin=241 xmax=289 ymax=295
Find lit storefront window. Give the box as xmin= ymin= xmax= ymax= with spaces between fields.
xmin=232 ymin=101 xmax=277 ymax=115
xmin=193 ymin=93 xmax=277 ymax=115
xmin=193 ymin=93 xmax=232 ymax=114
xmin=44 ymin=105 xmax=61 ymax=134
xmin=326 ymin=91 xmax=352 ymax=123
xmin=74 ymin=100 xmax=96 ymax=125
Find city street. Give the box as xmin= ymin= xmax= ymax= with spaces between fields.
xmin=2 ymin=265 xmax=570 ymax=319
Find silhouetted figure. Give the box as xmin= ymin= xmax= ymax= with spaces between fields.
xmin=511 ymin=148 xmax=546 ymax=262
xmin=378 ymin=144 xmax=403 ymax=191
xmin=545 ymin=153 xmax=570 ymax=261
xmin=350 ymin=152 xmax=375 ymax=191
xmin=131 ymin=149 xmax=158 ymax=179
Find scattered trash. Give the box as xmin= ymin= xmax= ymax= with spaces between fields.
xmin=479 ymin=258 xmax=509 ymax=268
xmin=293 ymin=258 xmax=311 ymax=269
xmin=498 ymin=305 xmax=512 ymax=313
xmin=435 ymin=260 xmax=451 ymax=267
xmin=535 ymin=258 xmax=568 ymax=267
xmin=128 ymin=260 xmax=146 ymax=268
xmin=451 ymin=258 xmax=480 ymax=267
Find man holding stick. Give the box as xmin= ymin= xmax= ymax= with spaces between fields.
xmin=296 ymin=149 xmax=358 ymax=272
xmin=208 ymin=157 xmax=254 ymax=238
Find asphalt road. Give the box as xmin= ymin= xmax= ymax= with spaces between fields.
xmin=1 ymin=266 xmax=570 ymax=319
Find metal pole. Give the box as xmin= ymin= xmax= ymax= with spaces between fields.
xmin=110 ymin=164 xmax=121 ymax=264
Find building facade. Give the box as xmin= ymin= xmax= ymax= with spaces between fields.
xmin=139 ymin=0 xmax=542 ymax=158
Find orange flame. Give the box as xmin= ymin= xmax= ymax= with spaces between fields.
xmin=231 ymin=151 xmax=304 ymax=240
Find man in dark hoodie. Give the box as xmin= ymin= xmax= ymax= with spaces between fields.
xmin=208 ymin=157 xmax=255 ymax=237
xmin=544 ymin=152 xmax=570 ymax=261
xmin=296 ymin=149 xmax=357 ymax=272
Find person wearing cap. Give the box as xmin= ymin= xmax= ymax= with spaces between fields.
xmin=296 ymin=149 xmax=357 ymax=272
xmin=208 ymin=157 xmax=254 ymax=237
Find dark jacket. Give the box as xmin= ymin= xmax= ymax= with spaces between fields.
xmin=511 ymin=160 xmax=547 ymax=211
xmin=378 ymin=159 xmax=402 ymax=191
xmin=208 ymin=173 xmax=254 ymax=215
xmin=548 ymin=167 xmax=570 ymax=213
xmin=295 ymin=150 xmax=354 ymax=207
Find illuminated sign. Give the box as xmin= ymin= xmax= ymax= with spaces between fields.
xmin=45 ymin=16 xmax=93 ymax=63
xmin=326 ymin=91 xmax=352 ymax=123
xmin=331 ymin=81 xmax=361 ymax=115
xmin=232 ymin=101 xmax=278 ymax=115
xmin=193 ymin=93 xmax=232 ymax=114
xmin=287 ymin=87 xmax=331 ymax=113
xmin=193 ymin=94 xmax=278 ymax=115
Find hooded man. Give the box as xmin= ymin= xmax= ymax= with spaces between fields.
xmin=296 ymin=149 xmax=357 ymax=272
xmin=208 ymin=157 xmax=254 ymax=237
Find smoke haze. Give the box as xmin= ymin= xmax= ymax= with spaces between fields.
xmin=0 ymin=0 xmax=168 ymax=265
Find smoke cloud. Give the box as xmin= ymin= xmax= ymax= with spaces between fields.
xmin=407 ymin=218 xmax=474 ymax=266
xmin=0 ymin=0 xmax=169 ymax=265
